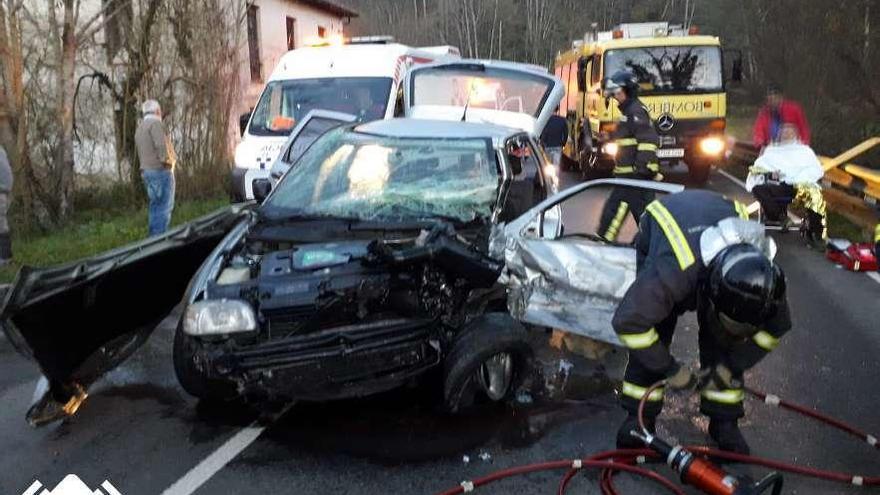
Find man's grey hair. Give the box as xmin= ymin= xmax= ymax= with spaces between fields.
xmin=142 ymin=99 xmax=161 ymax=116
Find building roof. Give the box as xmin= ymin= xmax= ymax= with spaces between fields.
xmin=297 ymin=0 xmax=359 ymax=18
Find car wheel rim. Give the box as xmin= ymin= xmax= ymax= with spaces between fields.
xmin=476 ymin=352 xmax=514 ymax=401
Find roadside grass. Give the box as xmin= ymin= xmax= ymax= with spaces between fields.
xmin=0 ymin=197 xmax=228 ymax=283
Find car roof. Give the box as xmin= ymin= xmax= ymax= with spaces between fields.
xmin=354 ymin=118 xmax=519 ymax=145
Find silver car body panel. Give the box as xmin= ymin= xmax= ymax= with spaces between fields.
xmin=493 ymin=179 xmax=684 ymax=345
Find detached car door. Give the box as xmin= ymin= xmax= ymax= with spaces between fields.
xmin=0 ymin=206 xmax=251 ymax=392
xmin=403 ymin=60 xmax=564 ymax=136
xmin=268 ymin=110 xmax=357 ymax=183
xmin=494 ymin=179 xmax=684 ymax=346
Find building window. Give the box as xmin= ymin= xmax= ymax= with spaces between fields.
xmin=247 ymin=5 xmax=261 ymax=83
xmin=286 ymin=16 xmax=296 ymax=51
xmin=318 ymin=26 xmax=326 ymax=38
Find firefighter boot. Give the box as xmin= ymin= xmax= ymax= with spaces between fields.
xmin=709 ymin=418 xmax=750 ymax=455
xmin=616 ymin=413 xmax=656 ymax=449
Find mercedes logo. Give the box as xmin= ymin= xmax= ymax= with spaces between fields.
xmin=657 ymin=113 xmax=675 ymax=131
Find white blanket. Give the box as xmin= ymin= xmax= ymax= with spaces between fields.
xmin=747 ymin=143 xmax=824 ymax=192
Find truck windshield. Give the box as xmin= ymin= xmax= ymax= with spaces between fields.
xmin=248 ymin=77 xmax=392 ymax=136
xmin=604 ymin=46 xmax=722 ymax=95
xmin=262 ymin=128 xmax=499 ymax=223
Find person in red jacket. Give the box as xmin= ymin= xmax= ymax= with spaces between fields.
xmin=752 ymin=84 xmax=810 ymax=150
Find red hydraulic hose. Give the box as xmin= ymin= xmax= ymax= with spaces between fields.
xmin=432 ymin=384 xmax=880 ymax=494
xmin=746 ymin=386 xmax=879 ymax=451
xmin=434 ymin=456 xmax=685 ymax=495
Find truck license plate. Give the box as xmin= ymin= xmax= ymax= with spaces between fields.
xmin=657 ymin=148 xmax=685 ymax=158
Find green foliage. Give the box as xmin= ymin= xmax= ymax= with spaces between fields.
xmin=0 ymin=196 xmax=228 ymax=283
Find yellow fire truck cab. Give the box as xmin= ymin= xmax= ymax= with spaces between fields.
xmin=555 ymin=22 xmax=727 ymax=183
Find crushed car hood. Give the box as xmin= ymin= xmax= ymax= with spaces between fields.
xmin=0 ymin=205 xmax=252 ymax=388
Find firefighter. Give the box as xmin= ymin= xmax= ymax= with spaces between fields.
xmin=597 ymin=70 xmax=661 ymax=242
xmin=613 ymin=189 xmax=791 ymax=455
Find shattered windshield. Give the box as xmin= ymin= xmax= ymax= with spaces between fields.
xmin=262 ymin=128 xmax=500 ymax=222
xmin=604 ymin=46 xmax=723 ymax=94
xmin=248 ymin=77 xmax=392 ymax=136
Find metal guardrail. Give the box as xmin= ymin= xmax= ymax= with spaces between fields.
xmin=730 ymin=138 xmax=880 ymax=211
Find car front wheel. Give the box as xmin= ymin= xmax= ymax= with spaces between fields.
xmin=443 ymin=313 xmax=533 ymax=413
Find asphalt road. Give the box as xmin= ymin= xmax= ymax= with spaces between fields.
xmin=1 ymin=167 xmax=879 ymax=495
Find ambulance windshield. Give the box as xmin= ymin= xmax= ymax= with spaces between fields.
xmin=249 ymin=77 xmax=392 ymax=136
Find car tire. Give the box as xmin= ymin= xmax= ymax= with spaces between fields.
xmin=688 ymin=162 xmax=712 ymax=184
xmin=443 ymin=313 xmax=533 ymax=413
xmin=173 ymin=321 xmax=238 ymax=401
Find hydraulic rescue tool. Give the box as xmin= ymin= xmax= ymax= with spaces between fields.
xmin=629 ymin=379 xmax=784 ymax=495
xmin=630 ymin=429 xmax=783 ymax=495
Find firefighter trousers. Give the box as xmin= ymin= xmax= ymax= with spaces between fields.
xmin=620 ymin=312 xmax=746 ymax=421
xmin=598 ymin=185 xmax=655 ymax=242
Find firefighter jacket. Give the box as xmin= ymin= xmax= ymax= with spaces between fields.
xmin=611 ymin=190 xmax=792 ymax=376
xmin=612 ymin=97 xmax=660 ymax=179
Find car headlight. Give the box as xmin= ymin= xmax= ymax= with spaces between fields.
xmin=602 ymin=142 xmax=619 ymax=157
xmin=184 ymin=299 xmax=257 ymax=336
xmin=543 ymin=163 xmax=557 ymax=178
xmin=699 ymin=136 xmax=725 ymax=156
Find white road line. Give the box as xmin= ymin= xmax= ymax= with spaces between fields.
xmin=716 ymin=168 xmax=880 ymax=287
xmin=160 ymin=423 xmax=267 ymax=495
xmin=160 ymin=405 xmax=291 ymax=495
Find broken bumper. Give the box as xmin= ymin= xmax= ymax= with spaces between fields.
xmin=201 ymin=318 xmax=441 ymax=400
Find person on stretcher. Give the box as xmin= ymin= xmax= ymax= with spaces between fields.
xmin=746 ymin=123 xmax=826 ymax=245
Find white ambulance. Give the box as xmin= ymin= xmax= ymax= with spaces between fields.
xmin=233 ymin=37 xmax=460 ymax=201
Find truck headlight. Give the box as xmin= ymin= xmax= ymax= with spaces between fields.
xmin=184 ymin=299 xmax=257 ymax=336
xmin=602 ymin=142 xmax=619 ymax=157
xmin=699 ymin=136 xmax=725 ymax=156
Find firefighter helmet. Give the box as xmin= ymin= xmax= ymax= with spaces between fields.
xmin=604 ymin=71 xmax=640 ymax=97
xmin=706 ymin=243 xmax=786 ymax=330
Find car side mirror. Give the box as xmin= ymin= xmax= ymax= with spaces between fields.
xmin=252 ymin=179 xmax=272 ymax=203
xmin=239 ymin=110 xmax=252 ymax=137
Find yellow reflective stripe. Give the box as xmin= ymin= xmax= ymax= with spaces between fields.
xmin=646 ymin=201 xmax=696 ymax=270
xmin=616 ymin=138 xmax=638 ymax=146
xmin=622 ymin=381 xmax=665 ymax=402
xmin=619 ymin=328 xmax=659 ymax=349
xmin=734 ymin=201 xmax=750 ymax=220
xmin=613 ymin=166 xmax=635 ymax=174
xmin=874 ymin=224 xmax=880 ymax=242
xmin=647 ymin=162 xmax=660 ymax=172
xmin=604 ymin=201 xmax=629 ymax=241
xmin=702 ymin=388 xmax=745 ymax=404
xmin=753 ymin=330 xmax=780 ymax=351
xmin=637 ymin=143 xmax=658 ymax=151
